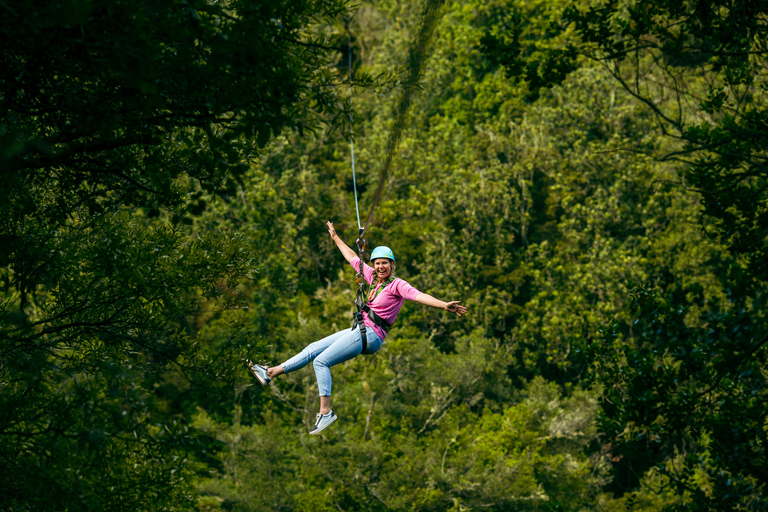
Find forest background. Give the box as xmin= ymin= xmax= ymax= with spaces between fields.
xmin=1 ymin=0 xmax=766 ymax=511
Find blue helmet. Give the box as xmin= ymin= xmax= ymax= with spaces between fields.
xmin=370 ymin=246 xmax=395 ymax=262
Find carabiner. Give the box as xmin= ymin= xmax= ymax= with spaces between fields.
xmin=356 ymin=227 xmax=366 ymax=254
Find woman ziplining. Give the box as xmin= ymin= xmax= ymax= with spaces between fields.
xmin=247 ymin=221 xmax=467 ymax=435
xmin=247 ymin=0 xmax=451 ymax=435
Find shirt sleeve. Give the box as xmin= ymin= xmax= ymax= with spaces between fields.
xmin=390 ymin=278 xmax=421 ymax=301
xmin=350 ymin=257 xmax=374 ymax=285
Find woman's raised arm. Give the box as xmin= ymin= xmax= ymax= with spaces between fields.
xmin=327 ymin=221 xmax=358 ymax=265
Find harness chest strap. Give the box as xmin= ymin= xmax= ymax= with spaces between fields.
xmin=368 ymin=277 xmax=394 ymax=302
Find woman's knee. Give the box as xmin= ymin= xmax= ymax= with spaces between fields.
xmin=313 ymin=357 xmax=330 ymax=372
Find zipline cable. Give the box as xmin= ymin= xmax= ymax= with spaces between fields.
xmin=344 ymin=0 xmax=445 ymax=342
xmin=361 ymin=0 xmax=446 ymax=233
xmin=346 ymin=22 xmax=362 ymax=234
xmin=346 ymin=0 xmax=445 ymax=270
xmin=345 ymin=17 xmax=369 ymax=316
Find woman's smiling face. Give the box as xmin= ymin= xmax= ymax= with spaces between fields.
xmin=373 ymin=258 xmax=392 ymax=281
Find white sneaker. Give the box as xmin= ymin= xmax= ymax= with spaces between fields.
xmin=309 ymin=411 xmax=337 ymax=435
xmin=246 ymin=360 xmax=271 ymax=386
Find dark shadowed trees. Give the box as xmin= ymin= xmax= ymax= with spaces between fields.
xmin=0 ymin=0 xmax=351 ymax=509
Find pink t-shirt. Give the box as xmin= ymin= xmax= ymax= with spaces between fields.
xmin=350 ymin=257 xmax=421 ymax=340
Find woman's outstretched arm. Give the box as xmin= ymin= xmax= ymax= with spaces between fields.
xmin=327 ymin=221 xmax=358 ymax=264
xmin=414 ymin=293 xmax=468 ymax=316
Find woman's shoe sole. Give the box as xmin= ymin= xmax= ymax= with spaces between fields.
xmin=246 ymin=360 xmax=270 ymax=386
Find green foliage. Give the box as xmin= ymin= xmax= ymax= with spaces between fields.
xmin=1 ymin=0 xmax=352 ymax=224
xmin=0 ymin=0 xmax=353 ymax=509
xmin=482 ymin=0 xmax=768 ymax=279
xmin=4 ymin=0 xmax=767 ymax=510
xmin=479 ymin=0 xmax=768 ymax=509
xmin=591 ymin=283 xmax=768 ymax=510
xmin=0 ymin=211 xmax=253 ymax=510
xmin=184 ymin=1 xmax=737 ymax=510
xmin=194 ymin=373 xmax=603 ymax=512
xmin=194 ymin=0 xmax=761 ymax=509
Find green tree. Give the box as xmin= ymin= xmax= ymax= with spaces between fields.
xmin=183 ymin=1 xmax=684 ymax=510
xmin=0 ymin=0 xmax=354 ymax=509
xmin=78 ymin=0 xmax=761 ymax=510
xmin=482 ymin=0 xmax=768 ymax=508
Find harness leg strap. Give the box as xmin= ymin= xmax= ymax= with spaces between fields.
xmin=352 ymin=312 xmax=368 ymax=353
xmin=359 ymin=323 xmax=368 ymax=353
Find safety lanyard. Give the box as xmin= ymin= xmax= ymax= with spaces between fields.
xmin=368 ymin=278 xmax=394 ymax=303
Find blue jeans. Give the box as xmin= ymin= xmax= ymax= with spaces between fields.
xmin=280 ymin=325 xmax=382 ymax=396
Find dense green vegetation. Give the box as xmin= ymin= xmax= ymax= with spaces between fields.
xmin=2 ymin=0 xmax=766 ymax=511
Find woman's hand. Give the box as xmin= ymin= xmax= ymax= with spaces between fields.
xmin=327 ymin=221 xmax=357 ymax=264
xmin=414 ymin=294 xmax=468 ymax=316
xmin=444 ymin=301 xmax=468 ymax=316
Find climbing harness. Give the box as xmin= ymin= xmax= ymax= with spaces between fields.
xmin=352 ymin=278 xmax=394 ymax=351
xmin=351 ymin=234 xmax=369 ymax=352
